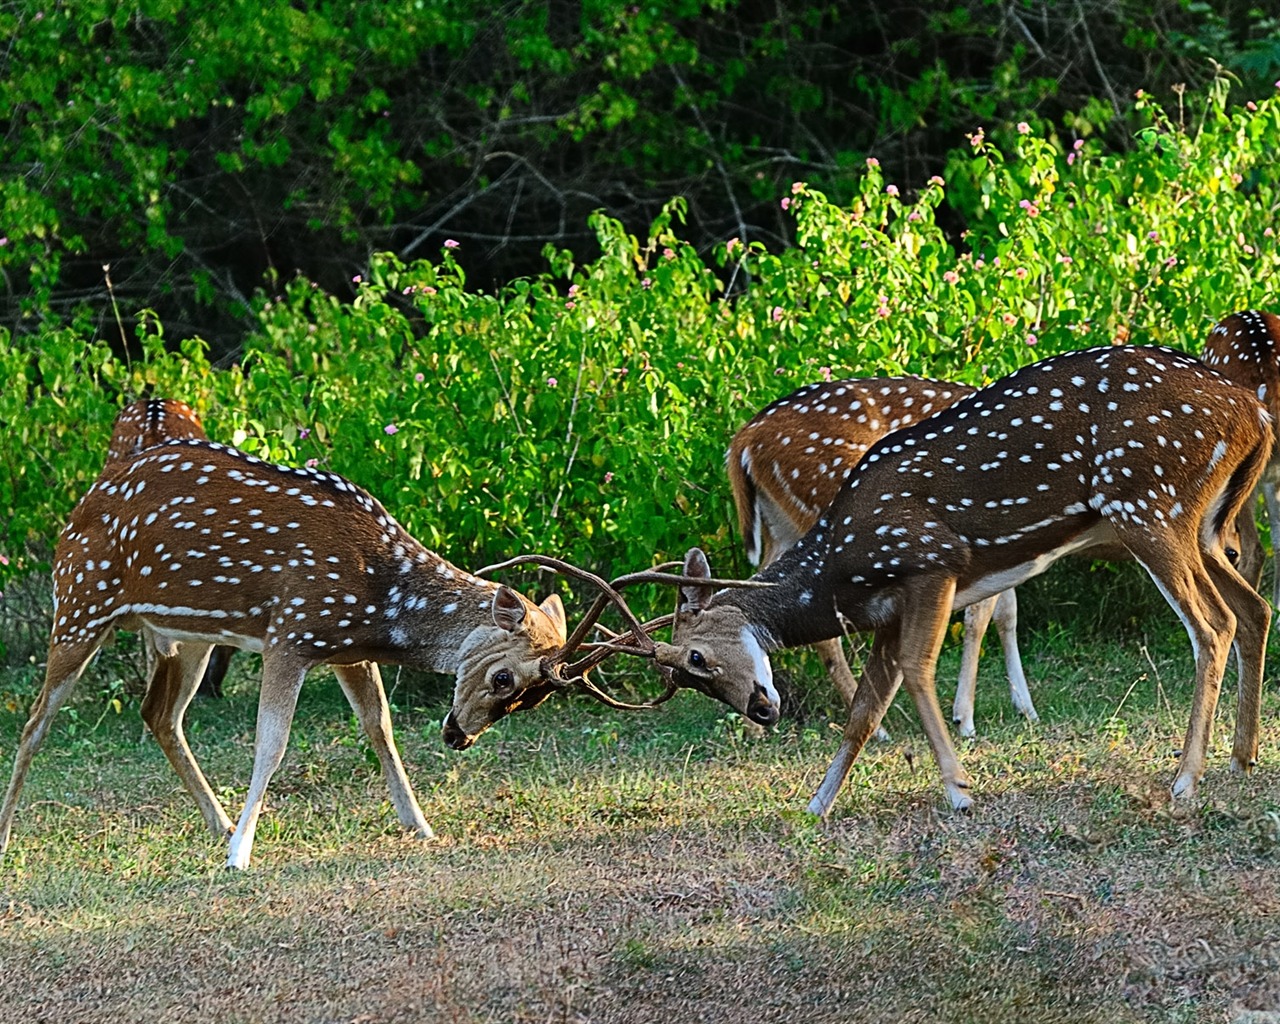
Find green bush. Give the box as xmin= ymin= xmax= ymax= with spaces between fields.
xmin=1 ymin=90 xmax=1278 ymax=629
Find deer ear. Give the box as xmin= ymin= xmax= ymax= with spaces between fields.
xmin=538 ymin=593 xmax=567 ymax=643
xmin=677 ymin=547 xmax=715 ymax=616
xmin=492 ymin=586 xmax=528 ymax=633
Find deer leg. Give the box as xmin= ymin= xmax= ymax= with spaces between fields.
xmin=815 ymin=637 xmax=890 ymax=741
xmin=1202 ymin=549 xmax=1270 ymax=774
xmin=991 ymin=588 xmax=1037 ymax=725
xmin=331 ymin=661 xmax=432 ymax=839
xmin=1265 ymin=482 xmax=1280 ymax=609
xmin=807 ymin=625 xmax=904 ymax=818
xmin=0 ymin=638 xmax=105 ymax=854
xmin=897 ymin=576 xmax=974 ymax=811
xmin=1132 ymin=546 xmax=1235 ymax=801
xmin=226 ymin=652 xmax=309 ymax=870
xmin=1234 ymin=495 xmax=1266 ymax=592
xmin=140 ymin=642 xmax=234 ymax=840
xmin=953 ymin=594 xmax=996 ymax=738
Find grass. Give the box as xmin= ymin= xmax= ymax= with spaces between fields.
xmin=2 ymin=568 xmax=1280 ymax=1023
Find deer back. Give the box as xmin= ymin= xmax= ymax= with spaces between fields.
xmin=726 ymin=377 xmax=973 ymax=565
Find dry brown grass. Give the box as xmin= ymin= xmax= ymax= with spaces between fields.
xmin=2 ymin=628 xmax=1279 ymax=1023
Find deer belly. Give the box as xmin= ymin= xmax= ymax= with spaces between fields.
xmin=952 ymin=521 xmax=1119 ymax=610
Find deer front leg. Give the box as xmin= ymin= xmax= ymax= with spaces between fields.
xmin=140 ymin=642 xmax=235 ymax=840
xmin=808 ymin=625 xmax=904 ymax=818
xmin=897 ymin=577 xmax=974 ymax=811
xmin=814 ymin=636 xmax=890 ymax=742
xmin=331 ymin=662 xmax=432 ymax=839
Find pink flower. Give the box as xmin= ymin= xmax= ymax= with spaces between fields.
xmin=1147 ymin=231 xmax=1159 ymax=241
xmin=876 ymin=304 xmax=891 ymax=318
xmin=443 ymin=239 xmax=459 ymax=248
xmin=819 ymin=366 xmax=832 ymax=382
xmin=1067 ymin=152 xmax=1076 ymax=166
xmin=641 ymin=277 xmax=652 ymax=289
xmin=1017 ymin=121 xmax=1031 ymax=135
xmin=415 ymin=372 xmax=425 ymax=382
xmin=1018 ymin=199 xmax=1039 ymax=217
xmin=1164 ymin=256 xmax=1178 ymax=268
xmin=565 ymin=301 xmax=576 ymax=309
xmin=663 ymin=247 xmax=675 ymax=259
xmin=568 ymin=284 xmax=579 ymax=297
xmin=1056 ymin=254 xmax=1073 ymax=265
xmin=0 ymin=237 xmax=8 ymax=247
xmin=1073 ymin=139 xmax=1084 ymax=150
xmin=726 ymin=238 xmax=740 ymax=253
xmin=547 ymin=377 xmax=558 ymax=387
xmin=384 ymin=423 xmax=399 ymax=435
xmin=866 ymin=157 xmax=880 ymax=169
xmin=967 ymin=128 xmax=985 ymax=149
xmin=1015 ymin=267 xmax=1028 ymax=280
xmin=780 ymin=197 xmax=791 ymax=211
xmin=929 ymin=175 xmax=945 ymax=187
xmin=1002 ymin=313 xmax=1017 ymax=326
xmin=1247 ymin=101 xmax=1257 ymax=112
xmin=885 ymin=184 xmax=899 ymax=197
xmin=423 ymin=285 xmax=436 ymax=295
xmin=771 ymin=306 xmax=784 ymax=322
xmin=604 ymin=471 xmax=615 ymax=484
xmin=298 ymin=427 xmax=310 ymax=439
xmin=305 ymin=458 xmax=319 ymax=468
xmin=1026 ymin=333 xmax=1038 ymax=346
xmin=0 ymin=554 xmax=9 ymax=566
xmin=352 ymin=275 xmax=362 ymax=284
xmin=791 ymin=181 xmax=805 ymax=194
xmin=943 ymin=270 xmax=959 ymax=284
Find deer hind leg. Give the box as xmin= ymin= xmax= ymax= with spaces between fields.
xmin=226 ymin=650 xmax=309 ymax=870
xmin=1234 ymin=494 xmax=1266 ymax=592
xmin=331 ymin=661 xmax=432 ymax=840
xmin=808 ymin=623 xmax=904 ymax=818
xmin=0 ymin=636 xmax=107 ymax=854
xmin=1265 ymin=482 xmax=1280 ymax=609
xmin=992 ymin=588 xmax=1037 ymax=725
xmin=895 ymin=576 xmax=974 ymax=811
xmin=815 ymin=637 xmax=891 ymax=741
xmin=1133 ymin=545 xmax=1235 ymax=800
xmin=139 ymin=641 xmax=234 ymax=840
xmin=1202 ymin=549 xmax=1271 ymax=775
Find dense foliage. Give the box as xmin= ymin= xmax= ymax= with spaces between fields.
xmin=1 ymin=0 xmax=1278 ymax=350
xmin=2 ymin=90 xmax=1277 ymax=639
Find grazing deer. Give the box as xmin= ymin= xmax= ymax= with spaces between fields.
xmin=728 ymin=376 xmax=1036 ymax=737
xmin=0 ymin=439 xmax=568 ymax=868
xmin=644 ymin=345 xmax=1270 ymax=813
xmin=105 ymin=398 xmax=234 ymax=697
xmin=1201 ymin=310 xmax=1280 ymax=605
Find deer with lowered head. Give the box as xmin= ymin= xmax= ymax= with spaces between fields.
xmin=0 ymin=437 xmax=569 ymax=868
xmin=727 ymin=375 xmax=1036 ymax=738
xmin=1201 ymin=309 xmax=1280 ymax=605
xmin=644 ymin=344 xmax=1271 ymax=814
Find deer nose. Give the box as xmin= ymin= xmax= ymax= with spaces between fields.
xmin=746 ymin=683 xmax=780 ymax=726
xmin=441 ymin=712 xmax=474 ymax=751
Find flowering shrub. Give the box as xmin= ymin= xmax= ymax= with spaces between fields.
xmin=1 ymin=91 xmax=1278 ymax=626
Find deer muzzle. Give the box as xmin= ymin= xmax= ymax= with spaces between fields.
xmin=441 ymin=712 xmax=476 ymax=751
xmin=746 ymin=683 xmax=780 ymax=726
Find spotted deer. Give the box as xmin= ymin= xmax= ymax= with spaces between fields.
xmin=643 ymin=345 xmax=1270 ymax=813
xmin=104 ymin=398 xmax=234 ymax=697
xmin=0 ymin=439 xmax=568 ymax=868
xmin=1201 ymin=310 xmax=1280 ymax=605
xmin=728 ymin=376 xmax=1035 ymax=737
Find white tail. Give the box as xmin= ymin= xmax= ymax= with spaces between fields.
xmin=726 ymin=376 xmax=1035 ymax=737
xmin=651 ymin=346 xmax=1271 ymax=813
xmin=1201 ymin=310 xmax=1280 ymax=605
xmin=0 ymin=438 xmax=568 ymax=868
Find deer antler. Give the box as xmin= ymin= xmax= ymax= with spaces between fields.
xmin=477 ymin=555 xmax=772 ymax=710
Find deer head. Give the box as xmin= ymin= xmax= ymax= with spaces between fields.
xmin=443 ymin=587 xmax=568 ymax=749
xmin=651 ymin=548 xmax=782 ymax=726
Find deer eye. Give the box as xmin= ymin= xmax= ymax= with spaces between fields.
xmin=491 ymin=669 xmax=516 ymax=694
xmin=689 ymin=650 xmax=706 ymax=671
